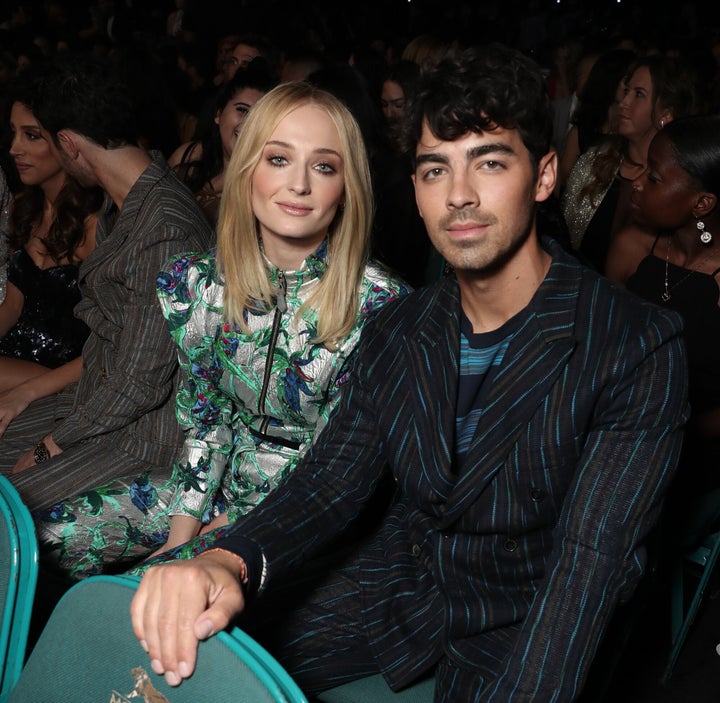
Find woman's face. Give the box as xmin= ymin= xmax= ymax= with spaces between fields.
xmin=381 ymin=80 xmax=405 ymax=125
xmin=9 ymin=101 xmax=65 ymax=191
xmin=616 ymin=66 xmax=660 ymax=141
xmin=251 ymin=103 xmax=345 ymax=266
xmin=223 ymin=43 xmax=261 ymax=82
xmin=630 ymin=132 xmax=699 ymax=230
xmin=215 ymin=87 xmax=265 ymax=160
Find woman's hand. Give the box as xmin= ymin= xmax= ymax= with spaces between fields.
xmin=199 ymin=513 xmax=229 ymax=534
xmin=150 ymin=515 xmax=203 ymax=558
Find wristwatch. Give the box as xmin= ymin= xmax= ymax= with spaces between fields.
xmin=33 ymin=439 xmax=51 ymax=464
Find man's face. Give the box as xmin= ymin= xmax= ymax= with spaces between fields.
xmin=412 ymin=120 xmax=554 ymax=276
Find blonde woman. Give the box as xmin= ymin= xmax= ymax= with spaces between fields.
xmin=36 ymin=82 xmax=409 ymax=579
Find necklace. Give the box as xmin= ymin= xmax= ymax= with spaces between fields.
xmin=662 ymin=237 xmax=716 ymax=302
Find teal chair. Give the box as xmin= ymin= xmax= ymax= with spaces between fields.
xmin=4 ymin=574 xmax=308 ymax=703
xmin=317 ymin=674 xmax=435 ymax=702
xmin=0 ymin=476 xmax=38 ymax=700
xmin=662 ymin=490 xmax=720 ymax=682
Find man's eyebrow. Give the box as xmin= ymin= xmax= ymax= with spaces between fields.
xmin=415 ymin=142 xmax=516 ymax=168
xmin=467 ymin=142 xmax=516 ymax=159
xmin=415 ymin=152 xmax=449 ymax=168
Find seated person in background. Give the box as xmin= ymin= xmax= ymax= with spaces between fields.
xmin=0 ymin=164 xmax=11 ymax=304
xmin=379 ymin=60 xmax=419 ymax=151
xmin=308 ymin=62 xmax=433 ymax=288
xmin=555 ymin=47 xmax=636 ymax=192
xmin=130 ymin=44 xmax=688 ymax=702
xmin=0 ymin=71 xmax=102 ymax=438
xmin=562 ymin=55 xmax=700 ymax=272
xmin=35 ymin=82 xmax=409 ymax=580
xmin=168 ymin=60 xmax=278 ymax=226
xmin=606 ymin=115 xmax=720 ymax=537
xmin=0 ymin=54 xmax=213 ymax=512
xmin=221 ymin=33 xmax=275 ymax=83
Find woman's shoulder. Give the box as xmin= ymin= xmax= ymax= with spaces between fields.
xmin=156 ymin=250 xmax=226 ymax=344
xmin=606 ymin=224 xmax=657 ymax=285
xmin=168 ymin=141 xmax=203 ymax=169
xmin=157 ymin=249 xmax=223 ymax=315
xmin=357 ymin=259 xmax=412 ymax=315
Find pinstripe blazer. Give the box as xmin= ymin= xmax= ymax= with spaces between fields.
xmin=228 ymin=237 xmax=689 ymax=702
xmin=51 ymin=154 xmax=214 ymax=465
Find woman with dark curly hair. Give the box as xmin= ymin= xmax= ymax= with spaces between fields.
xmin=0 ymin=81 xmax=103 ymax=437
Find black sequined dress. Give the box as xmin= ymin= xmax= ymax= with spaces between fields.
xmin=0 ymin=248 xmax=89 ymax=368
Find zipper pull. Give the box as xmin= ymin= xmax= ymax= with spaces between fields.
xmin=276 ymin=271 xmax=287 ymax=313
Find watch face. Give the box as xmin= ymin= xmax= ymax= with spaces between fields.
xmin=34 ymin=441 xmax=50 ymax=463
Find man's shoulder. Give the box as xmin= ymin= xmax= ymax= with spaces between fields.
xmin=541 ymin=241 xmax=683 ymax=344
xmin=127 ymin=160 xmax=213 ymax=247
xmin=362 ymin=275 xmax=458 ymax=340
xmin=578 ymin=261 xmax=684 ymax=339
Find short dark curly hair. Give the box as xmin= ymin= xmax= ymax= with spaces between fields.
xmin=32 ymin=53 xmax=139 ymax=149
xmin=403 ymin=43 xmax=553 ymax=171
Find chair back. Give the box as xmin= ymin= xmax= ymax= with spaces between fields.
xmin=6 ymin=574 xmax=308 ymax=703
xmin=0 ymin=476 xmax=37 ymax=699
xmin=317 ymin=673 xmax=435 ymax=702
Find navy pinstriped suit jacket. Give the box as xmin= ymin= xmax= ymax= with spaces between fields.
xmin=228 ymin=237 xmax=689 ymax=702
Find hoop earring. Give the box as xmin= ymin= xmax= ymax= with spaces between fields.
xmin=698 ymin=219 xmax=713 ymax=244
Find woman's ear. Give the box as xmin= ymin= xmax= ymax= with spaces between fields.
xmin=692 ymin=192 xmax=718 ymax=220
xmin=657 ymin=108 xmax=673 ymax=129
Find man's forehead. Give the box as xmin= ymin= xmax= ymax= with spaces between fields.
xmin=415 ymin=120 xmax=519 ymax=155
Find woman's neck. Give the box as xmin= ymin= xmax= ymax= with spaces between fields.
xmin=40 ymin=171 xmax=67 ymax=207
xmin=625 ymin=128 xmax=656 ymax=169
xmin=670 ymin=219 xmax=720 ymax=268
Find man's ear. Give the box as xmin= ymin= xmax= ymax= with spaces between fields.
xmin=56 ymin=130 xmax=79 ymax=159
xmin=535 ymin=151 xmax=557 ymax=203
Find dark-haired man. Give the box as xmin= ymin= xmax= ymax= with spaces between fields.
xmin=131 ymin=44 xmax=687 ymax=702
xmin=0 ymin=55 xmax=213 ymax=509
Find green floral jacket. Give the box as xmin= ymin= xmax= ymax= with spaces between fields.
xmin=156 ymin=241 xmax=409 ymax=523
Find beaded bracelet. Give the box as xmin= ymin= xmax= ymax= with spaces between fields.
xmin=202 ymin=548 xmax=249 ymax=585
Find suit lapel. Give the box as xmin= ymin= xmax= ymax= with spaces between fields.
xmin=440 ymin=244 xmax=583 ymax=525
xmin=404 ymin=278 xmax=462 ymax=493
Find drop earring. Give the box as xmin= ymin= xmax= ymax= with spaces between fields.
xmin=698 ymin=219 xmax=712 ymax=244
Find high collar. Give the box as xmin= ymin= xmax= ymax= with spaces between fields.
xmin=266 ymin=238 xmax=329 ymax=288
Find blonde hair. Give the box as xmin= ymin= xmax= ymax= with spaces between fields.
xmin=216 ymin=82 xmax=372 ymax=347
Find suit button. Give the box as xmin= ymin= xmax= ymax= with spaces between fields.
xmin=412 ymin=544 xmax=421 ymax=557
xmin=504 ymin=539 xmax=518 ymax=552
xmin=99 ymin=367 xmax=108 ymax=378
xmin=530 ymin=487 xmax=544 ymax=502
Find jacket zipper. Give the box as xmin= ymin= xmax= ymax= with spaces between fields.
xmin=258 ymin=271 xmax=286 ymax=434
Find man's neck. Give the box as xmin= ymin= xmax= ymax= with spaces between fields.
xmin=457 ymin=238 xmax=551 ymax=334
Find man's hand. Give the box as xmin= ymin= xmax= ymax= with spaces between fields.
xmin=130 ymin=549 xmax=247 ymax=687
xmin=12 ymin=433 xmax=63 ymax=473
